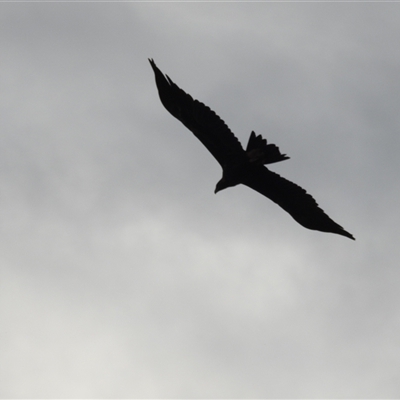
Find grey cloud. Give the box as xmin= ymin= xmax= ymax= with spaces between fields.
xmin=1 ymin=3 xmax=400 ymax=397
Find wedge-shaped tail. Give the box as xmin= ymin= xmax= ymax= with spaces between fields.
xmin=246 ymin=131 xmax=290 ymax=165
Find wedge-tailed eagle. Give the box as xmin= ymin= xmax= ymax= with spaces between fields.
xmin=149 ymin=59 xmax=354 ymax=240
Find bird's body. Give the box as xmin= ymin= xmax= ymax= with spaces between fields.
xmin=149 ymin=59 xmax=354 ymax=240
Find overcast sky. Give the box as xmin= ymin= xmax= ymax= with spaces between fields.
xmin=1 ymin=2 xmax=400 ymax=398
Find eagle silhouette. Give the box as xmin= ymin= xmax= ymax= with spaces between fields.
xmin=149 ymin=59 xmax=354 ymax=240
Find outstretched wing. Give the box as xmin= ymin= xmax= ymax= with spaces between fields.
xmin=242 ymin=167 xmax=355 ymax=239
xmin=149 ymin=59 xmax=246 ymax=167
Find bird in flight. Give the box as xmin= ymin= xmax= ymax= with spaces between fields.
xmin=149 ymin=59 xmax=354 ymax=240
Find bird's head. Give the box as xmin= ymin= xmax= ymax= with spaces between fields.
xmin=214 ymin=178 xmax=229 ymax=194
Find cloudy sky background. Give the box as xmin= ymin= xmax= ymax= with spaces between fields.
xmin=1 ymin=2 xmax=400 ymax=397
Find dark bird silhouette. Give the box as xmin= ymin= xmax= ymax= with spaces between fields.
xmin=149 ymin=59 xmax=355 ymax=240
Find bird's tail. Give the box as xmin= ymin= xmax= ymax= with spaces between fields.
xmin=246 ymin=131 xmax=290 ymax=165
